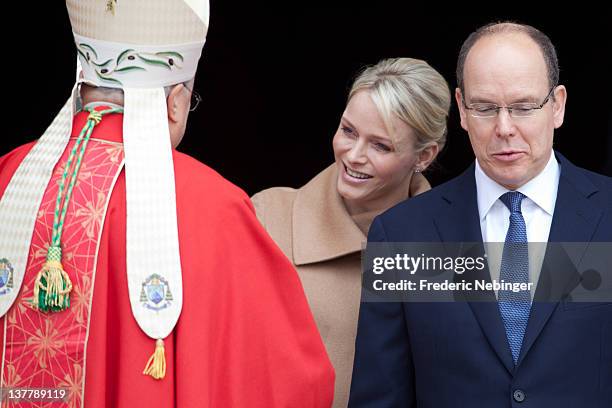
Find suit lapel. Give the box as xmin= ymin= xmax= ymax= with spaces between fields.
xmin=433 ymin=165 xmax=516 ymax=374
xmin=516 ymin=152 xmax=603 ymax=367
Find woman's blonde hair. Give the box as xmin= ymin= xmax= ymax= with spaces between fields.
xmin=349 ymin=58 xmax=451 ymax=152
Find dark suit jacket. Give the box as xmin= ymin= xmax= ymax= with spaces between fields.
xmin=349 ymin=152 xmax=612 ymax=407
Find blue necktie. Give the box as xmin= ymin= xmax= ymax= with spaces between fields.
xmin=498 ymin=191 xmax=531 ymax=364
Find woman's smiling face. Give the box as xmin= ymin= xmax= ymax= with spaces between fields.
xmin=333 ymin=90 xmax=419 ymax=213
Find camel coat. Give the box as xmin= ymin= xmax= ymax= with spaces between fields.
xmin=251 ymin=163 xmax=430 ymax=407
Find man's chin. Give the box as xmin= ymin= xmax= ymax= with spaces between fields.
xmin=491 ymin=172 xmax=531 ymax=190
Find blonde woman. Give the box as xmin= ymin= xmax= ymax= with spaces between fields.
xmin=251 ymin=58 xmax=451 ymax=407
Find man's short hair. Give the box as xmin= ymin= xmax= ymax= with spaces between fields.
xmin=80 ymin=78 xmax=195 ymax=105
xmin=456 ymin=22 xmax=559 ymax=94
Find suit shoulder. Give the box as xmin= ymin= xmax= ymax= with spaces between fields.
xmin=380 ymin=175 xmax=460 ymax=221
xmin=584 ymin=169 xmax=612 ymax=211
xmin=564 ymin=162 xmax=612 ymax=206
xmin=373 ymin=175 xmax=465 ymax=242
xmin=581 ymin=168 xmax=612 ymax=190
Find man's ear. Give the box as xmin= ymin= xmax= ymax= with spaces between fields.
xmin=167 ymin=83 xmax=185 ymax=123
xmin=455 ymin=88 xmax=468 ymax=131
xmin=551 ymin=85 xmax=567 ymax=129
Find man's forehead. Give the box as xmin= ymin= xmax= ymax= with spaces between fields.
xmin=463 ymin=32 xmax=549 ymax=93
xmin=465 ymin=83 xmax=544 ymax=103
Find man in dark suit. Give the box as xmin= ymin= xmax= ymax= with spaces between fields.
xmin=349 ymin=22 xmax=612 ymax=407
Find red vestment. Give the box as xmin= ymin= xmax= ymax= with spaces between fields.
xmin=0 ymin=109 xmax=334 ymax=407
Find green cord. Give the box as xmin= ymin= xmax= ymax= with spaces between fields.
xmin=49 ymin=106 xmax=124 ymax=254
xmin=35 ymin=106 xmax=123 ymax=312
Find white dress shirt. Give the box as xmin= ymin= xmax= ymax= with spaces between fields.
xmin=475 ymin=150 xmax=560 ymax=297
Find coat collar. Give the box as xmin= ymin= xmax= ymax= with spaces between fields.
xmin=292 ymin=164 xmax=365 ymax=266
xmin=292 ymin=163 xmax=431 ymax=265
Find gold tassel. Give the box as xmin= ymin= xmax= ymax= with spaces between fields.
xmin=32 ymin=259 xmax=73 ymax=312
xmin=143 ymin=339 xmax=166 ymax=380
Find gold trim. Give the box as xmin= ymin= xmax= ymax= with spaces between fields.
xmin=70 ymin=137 xmax=123 ymax=147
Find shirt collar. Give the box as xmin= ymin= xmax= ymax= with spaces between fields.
xmin=475 ymin=150 xmax=560 ymax=220
xmin=83 ymin=101 xmax=124 ymax=111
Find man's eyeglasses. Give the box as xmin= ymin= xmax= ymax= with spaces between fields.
xmin=183 ymin=84 xmax=202 ymax=112
xmin=462 ymin=86 xmax=556 ymax=118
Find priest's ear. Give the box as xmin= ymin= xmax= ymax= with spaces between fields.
xmin=166 ymin=83 xmax=190 ymax=148
xmin=167 ymin=83 xmax=187 ymax=123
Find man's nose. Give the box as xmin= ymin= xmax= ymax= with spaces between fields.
xmin=495 ymin=108 xmax=517 ymax=138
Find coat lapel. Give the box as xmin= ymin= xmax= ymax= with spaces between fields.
xmin=433 ymin=165 xmax=516 ymax=374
